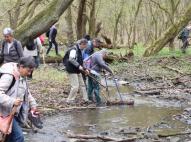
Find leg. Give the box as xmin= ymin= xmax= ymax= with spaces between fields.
xmin=181 ymin=38 xmax=189 ymax=53
xmin=5 ymin=118 xmax=24 ymax=142
xmin=92 ymin=76 xmax=101 ymax=105
xmin=67 ymin=73 xmax=79 ymax=102
xmin=33 ymin=56 xmax=39 ymax=68
xmin=52 ymin=39 xmax=58 ymax=55
xmin=87 ymin=77 xmax=94 ymax=101
xmin=78 ymin=74 xmax=88 ymax=101
xmin=46 ymin=41 xmax=52 ymax=55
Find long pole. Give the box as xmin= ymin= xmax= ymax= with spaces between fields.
xmin=112 ymin=75 xmax=123 ymax=102
xmin=103 ymin=72 xmax=110 ymax=98
xmin=85 ymin=73 xmax=106 ymax=88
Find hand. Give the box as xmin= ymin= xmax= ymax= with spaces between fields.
xmin=84 ymin=69 xmax=89 ymax=75
xmin=14 ymin=99 xmax=22 ymax=106
xmin=79 ymin=65 xmax=83 ymax=71
xmin=30 ymin=108 xmax=40 ymax=116
xmin=49 ymin=39 xmax=51 ymax=42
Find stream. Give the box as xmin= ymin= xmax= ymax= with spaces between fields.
xmin=25 ymin=79 xmax=190 ymax=142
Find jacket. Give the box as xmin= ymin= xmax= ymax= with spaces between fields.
xmin=0 ymin=63 xmax=37 ymax=122
xmin=66 ymin=44 xmax=83 ymax=74
xmin=90 ymin=53 xmax=112 ymax=74
xmin=1 ymin=39 xmax=23 ymax=63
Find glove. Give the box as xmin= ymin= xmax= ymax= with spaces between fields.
xmin=28 ymin=109 xmax=43 ymax=129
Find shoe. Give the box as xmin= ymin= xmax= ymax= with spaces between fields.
xmin=28 ymin=111 xmax=43 ymax=129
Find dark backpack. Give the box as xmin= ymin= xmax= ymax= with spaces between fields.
xmin=26 ymin=39 xmax=36 ymax=50
xmin=46 ymin=30 xmax=50 ymax=38
xmin=63 ymin=46 xmax=77 ymax=66
xmin=178 ymin=30 xmax=184 ymax=39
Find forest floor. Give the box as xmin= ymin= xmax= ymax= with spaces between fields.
xmin=27 ymin=48 xmax=191 ymax=142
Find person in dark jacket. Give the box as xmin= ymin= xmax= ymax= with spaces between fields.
xmin=46 ymin=25 xmax=59 ymax=56
xmin=1 ymin=27 xmax=23 ymax=64
xmin=65 ymin=38 xmax=89 ymax=104
xmin=179 ymin=25 xmax=191 ymax=53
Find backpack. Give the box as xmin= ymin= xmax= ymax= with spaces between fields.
xmin=178 ymin=30 xmax=184 ymax=39
xmin=46 ymin=30 xmax=50 ymax=38
xmin=0 ymin=73 xmax=16 ymax=92
xmin=63 ymin=46 xmax=77 ymax=66
xmin=26 ymin=39 xmax=36 ymax=50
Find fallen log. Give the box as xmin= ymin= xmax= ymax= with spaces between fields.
xmin=106 ymin=100 xmax=134 ymax=106
xmin=67 ymin=133 xmax=136 ymax=142
xmin=134 ymin=90 xmax=160 ymax=96
xmin=158 ymin=131 xmax=191 ymax=137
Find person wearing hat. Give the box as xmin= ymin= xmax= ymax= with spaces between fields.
xmin=1 ymin=27 xmax=23 ymax=64
xmin=64 ymin=38 xmax=89 ymax=104
xmin=87 ymin=49 xmax=113 ymax=106
xmin=0 ymin=56 xmax=39 ymax=142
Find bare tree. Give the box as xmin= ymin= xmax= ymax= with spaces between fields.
xmin=76 ymin=0 xmax=87 ymax=39
xmin=88 ymin=0 xmax=96 ymax=38
xmin=65 ymin=5 xmax=74 ymax=45
xmin=143 ymin=3 xmax=191 ymax=56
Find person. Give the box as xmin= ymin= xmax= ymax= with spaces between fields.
xmin=87 ymin=49 xmax=113 ymax=106
xmin=178 ymin=25 xmax=191 ymax=53
xmin=0 ymin=56 xmax=38 ymax=142
xmin=83 ymin=38 xmax=101 ymax=60
xmin=46 ymin=24 xmax=59 ymax=56
xmin=1 ymin=27 xmax=23 ymax=64
xmin=24 ymin=37 xmax=43 ymax=79
xmin=64 ymin=38 xmax=89 ymax=104
xmin=82 ymin=38 xmax=101 ymax=87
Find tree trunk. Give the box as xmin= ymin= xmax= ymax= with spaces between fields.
xmin=65 ymin=6 xmax=74 ymax=45
xmin=14 ymin=0 xmax=74 ymax=46
xmin=143 ymin=3 xmax=191 ymax=57
xmin=113 ymin=5 xmax=123 ymax=48
xmin=8 ymin=0 xmax=22 ymax=29
xmin=76 ymin=0 xmax=87 ymax=39
xmin=88 ymin=0 xmax=96 ymax=38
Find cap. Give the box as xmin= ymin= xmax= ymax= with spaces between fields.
xmin=3 ymin=27 xmax=13 ymax=35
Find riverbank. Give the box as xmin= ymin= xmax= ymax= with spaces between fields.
xmin=26 ymin=53 xmax=191 ymax=141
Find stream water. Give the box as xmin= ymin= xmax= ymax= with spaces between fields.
xmin=25 ymin=79 xmax=189 ymax=142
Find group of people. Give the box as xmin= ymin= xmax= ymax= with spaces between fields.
xmin=0 ymin=25 xmax=113 ymax=142
xmin=64 ymin=36 xmax=113 ymax=106
xmin=0 ymin=27 xmax=41 ymax=142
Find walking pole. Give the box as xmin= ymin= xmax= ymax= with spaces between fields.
xmin=112 ymin=74 xmax=123 ymax=102
xmin=103 ymin=71 xmax=110 ymax=98
xmin=85 ymin=73 xmax=106 ymax=88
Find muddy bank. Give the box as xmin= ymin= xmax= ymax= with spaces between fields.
xmin=114 ymin=56 xmax=191 ymax=104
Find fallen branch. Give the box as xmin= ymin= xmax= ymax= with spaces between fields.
xmin=158 ymin=131 xmax=191 ymax=137
xmin=106 ymin=100 xmax=134 ymax=106
xmin=67 ymin=133 xmax=136 ymax=142
xmin=161 ymin=65 xmax=184 ymax=75
xmin=134 ymin=90 xmax=160 ymax=96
